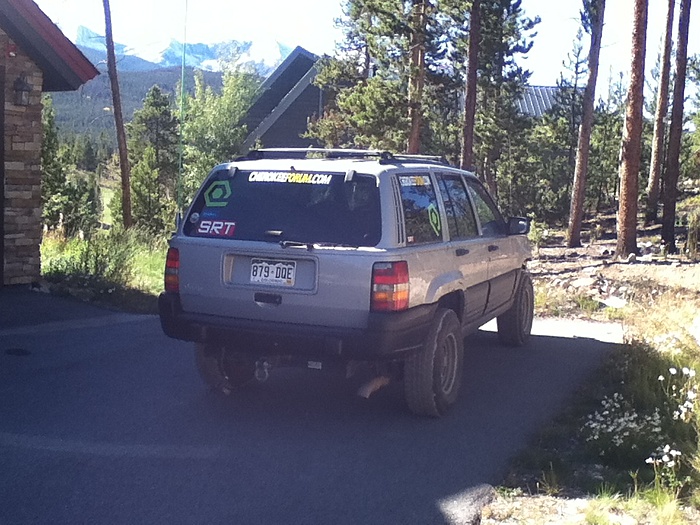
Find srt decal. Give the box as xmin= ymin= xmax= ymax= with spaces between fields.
xmin=197 ymin=220 xmax=236 ymax=238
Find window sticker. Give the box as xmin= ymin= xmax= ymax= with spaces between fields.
xmin=196 ymin=220 xmax=236 ymax=238
xmin=399 ymin=175 xmax=431 ymax=187
xmin=427 ymin=203 xmax=441 ymax=237
xmin=248 ymin=171 xmax=332 ymax=185
xmin=204 ymin=180 xmax=232 ymax=207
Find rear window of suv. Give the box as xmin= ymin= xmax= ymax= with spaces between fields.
xmin=184 ymin=168 xmax=382 ymax=247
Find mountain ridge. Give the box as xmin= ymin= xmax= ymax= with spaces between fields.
xmin=50 ymin=26 xmax=296 ymax=140
xmin=73 ymin=24 xmax=292 ymax=73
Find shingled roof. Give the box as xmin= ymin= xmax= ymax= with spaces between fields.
xmin=0 ymin=0 xmax=98 ymax=91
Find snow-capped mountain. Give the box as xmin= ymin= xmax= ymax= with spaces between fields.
xmin=74 ymin=25 xmax=292 ymax=74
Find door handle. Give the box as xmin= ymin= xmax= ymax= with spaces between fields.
xmin=488 ymin=245 xmax=499 ymax=252
xmin=455 ymin=248 xmax=470 ymax=257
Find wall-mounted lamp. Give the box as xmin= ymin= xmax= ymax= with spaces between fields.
xmin=13 ymin=74 xmax=31 ymax=106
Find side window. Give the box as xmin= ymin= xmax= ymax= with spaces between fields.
xmin=465 ymin=180 xmax=506 ymax=237
xmin=437 ymin=173 xmax=478 ymax=240
xmin=397 ymin=174 xmax=442 ymax=244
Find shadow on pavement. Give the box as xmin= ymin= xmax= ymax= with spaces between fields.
xmin=0 ymin=285 xmax=115 ymax=330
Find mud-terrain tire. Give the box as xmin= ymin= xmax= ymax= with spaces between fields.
xmin=497 ymin=271 xmax=534 ymax=346
xmin=195 ymin=344 xmax=255 ymax=395
xmin=404 ymin=308 xmax=464 ymax=417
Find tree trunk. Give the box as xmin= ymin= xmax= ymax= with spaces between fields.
xmin=407 ymin=0 xmax=427 ymax=154
xmin=103 ymin=0 xmax=132 ymax=228
xmin=616 ymin=0 xmax=648 ymax=259
xmin=661 ymin=0 xmax=691 ymax=253
xmin=460 ymin=0 xmax=480 ymax=171
xmin=645 ymin=0 xmax=675 ymax=225
xmin=567 ymin=0 xmax=606 ymax=248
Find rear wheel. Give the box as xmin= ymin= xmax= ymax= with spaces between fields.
xmin=404 ymin=309 xmax=464 ymax=417
xmin=195 ymin=344 xmax=255 ymax=395
xmin=497 ymin=272 xmax=534 ymax=346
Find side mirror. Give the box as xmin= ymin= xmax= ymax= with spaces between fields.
xmin=507 ymin=216 xmax=530 ymax=235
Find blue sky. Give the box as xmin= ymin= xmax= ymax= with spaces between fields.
xmin=35 ymin=0 xmax=699 ymax=91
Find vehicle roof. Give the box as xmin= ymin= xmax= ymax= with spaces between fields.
xmin=220 ymin=156 xmax=477 ymax=179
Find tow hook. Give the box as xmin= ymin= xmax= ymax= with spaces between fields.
xmin=255 ymin=359 xmax=271 ymax=382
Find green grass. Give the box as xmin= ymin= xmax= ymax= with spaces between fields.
xmin=41 ymin=228 xmax=167 ymax=313
xmin=504 ymin=278 xmax=700 ymax=521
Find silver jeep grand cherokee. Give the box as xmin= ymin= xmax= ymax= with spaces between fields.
xmin=159 ymin=148 xmax=533 ymax=417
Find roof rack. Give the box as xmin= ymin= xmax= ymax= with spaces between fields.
xmin=237 ymin=148 xmax=449 ymax=166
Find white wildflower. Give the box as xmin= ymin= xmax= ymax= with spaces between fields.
xmin=669 ymin=367 xmax=677 ymax=375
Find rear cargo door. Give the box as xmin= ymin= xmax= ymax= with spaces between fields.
xmin=178 ymin=168 xmax=382 ymax=329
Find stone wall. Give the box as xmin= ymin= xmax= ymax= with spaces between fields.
xmin=1 ymin=29 xmax=43 ymax=285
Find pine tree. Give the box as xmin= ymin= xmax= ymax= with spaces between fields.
xmin=460 ymin=0 xmax=481 ymax=170
xmin=567 ymin=0 xmax=606 ymax=247
xmin=474 ymin=0 xmax=539 ymax=198
xmin=616 ymin=0 xmax=648 ymax=259
xmin=645 ymin=0 xmax=675 ymax=225
xmin=308 ymin=0 xmax=472 ymax=156
xmin=661 ymin=0 xmax=692 ymax=252
xmin=127 ymin=85 xmax=179 ymax=200
xmin=41 ymin=97 xmax=68 ymax=229
xmin=103 ymin=0 xmax=132 ymax=228
xmin=131 ymin=146 xmax=164 ymax=232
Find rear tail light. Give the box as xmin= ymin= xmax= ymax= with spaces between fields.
xmin=164 ymin=247 xmax=180 ymax=293
xmin=371 ymin=261 xmax=409 ymax=311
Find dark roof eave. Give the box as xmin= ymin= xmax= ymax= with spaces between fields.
xmin=0 ymin=0 xmax=98 ymax=91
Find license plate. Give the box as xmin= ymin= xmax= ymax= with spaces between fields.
xmin=250 ymin=259 xmax=296 ymax=287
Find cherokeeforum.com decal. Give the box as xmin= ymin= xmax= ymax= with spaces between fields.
xmin=248 ymin=172 xmax=333 ymax=185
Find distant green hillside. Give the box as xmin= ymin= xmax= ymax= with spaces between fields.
xmin=50 ymin=66 xmax=223 ymax=141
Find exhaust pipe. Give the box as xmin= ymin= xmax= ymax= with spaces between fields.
xmin=357 ymin=376 xmax=391 ymax=399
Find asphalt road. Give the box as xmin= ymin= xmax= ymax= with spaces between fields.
xmin=0 ymin=295 xmax=621 ymax=525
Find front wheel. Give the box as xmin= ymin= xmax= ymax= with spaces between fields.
xmin=497 ymin=272 xmax=534 ymax=346
xmin=404 ymin=308 xmax=464 ymax=417
xmin=195 ymin=344 xmax=255 ymax=395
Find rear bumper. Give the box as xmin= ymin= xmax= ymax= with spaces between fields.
xmin=158 ymin=292 xmax=436 ymax=360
